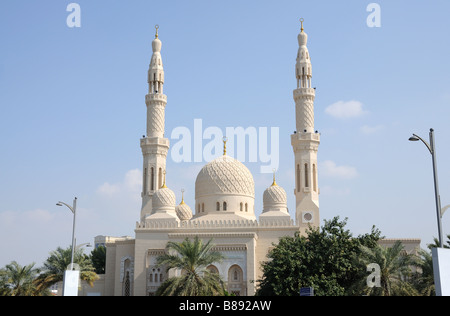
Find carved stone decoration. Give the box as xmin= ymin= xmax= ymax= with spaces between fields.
xmin=195 ymin=155 xmax=255 ymax=198
xmin=263 ymin=185 xmax=287 ymax=207
xmin=152 ymin=187 xmax=176 ymax=210
xmin=120 ymin=256 xmax=134 ymax=283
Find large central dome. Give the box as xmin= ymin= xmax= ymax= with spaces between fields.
xmin=194 ymin=155 xmax=255 ymax=220
xmin=195 ymin=155 xmax=254 ymax=198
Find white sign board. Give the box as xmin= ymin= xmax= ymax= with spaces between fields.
xmin=432 ymin=247 xmax=450 ymax=296
xmin=62 ymin=270 xmax=80 ymax=296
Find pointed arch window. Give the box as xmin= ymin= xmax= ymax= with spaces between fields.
xmin=223 ymin=202 xmax=227 ymax=211
xmin=124 ymin=272 xmax=131 ymax=296
xmin=216 ymin=202 xmax=220 ymax=211
xmin=151 ymin=167 xmax=154 ymax=191
xmin=313 ymin=164 xmax=317 ymax=192
xmin=143 ymin=168 xmax=147 ymax=193
xmin=296 ymin=164 xmax=300 ymax=192
xmin=304 ymin=163 xmax=309 ymax=188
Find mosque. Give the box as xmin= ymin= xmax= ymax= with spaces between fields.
xmin=83 ymin=22 xmax=419 ymax=296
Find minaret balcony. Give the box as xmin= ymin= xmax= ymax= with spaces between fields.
xmin=145 ymin=93 xmax=167 ymax=104
xmin=293 ymin=87 xmax=315 ymax=97
xmin=291 ymin=132 xmax=320 ymax=142
xmin=140 ymin=137 xmax=170 ymax=148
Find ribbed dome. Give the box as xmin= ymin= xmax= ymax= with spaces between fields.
xmin=175 ymin=202 xmax=193 ymax=221
xmin=263 ymin=184 xmax=287 ymax=209
xmin=152 ymin=187 xmax=176 ymax=210
xmin=195 ymin=155 xmax=255 ymax=198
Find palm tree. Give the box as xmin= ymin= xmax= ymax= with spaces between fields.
xmin=35 ymin=246 xmax=98 ymax=291
xmin=357 ymin=241 xmax=419 ymax=296
xmin=412 ymin=249 xmax=435 ymax=296
xmin=0 ymin=261 xmax=45 ymax=296
xmin=155 ymin=237 xmax=225 ymax=296
xmin=427 ymin=234 xmax=450 ymax=249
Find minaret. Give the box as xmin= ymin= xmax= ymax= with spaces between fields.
xmin=140 ymin=25 xmax=170 ymax=221
xmin=290 ymin=19 xmax=320 ymax=231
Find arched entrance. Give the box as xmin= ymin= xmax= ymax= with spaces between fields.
xmin=227 ymin=265 xmax=245 ymax=296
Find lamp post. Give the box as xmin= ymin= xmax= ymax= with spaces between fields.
xmin=56 ymin=197 xmax=77 ymax=270
xmin=442 ymin=205 xmax=450 ymax=218
xmin=409 ymin=128 xmax=444 ymax=248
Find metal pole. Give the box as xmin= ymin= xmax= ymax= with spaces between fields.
xmin=70 ymin=197 xmax=77 ymax=270
xmin=429 ymin=129 xmax=444 ymax=248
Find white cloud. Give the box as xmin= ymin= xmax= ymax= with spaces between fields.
xmin=124 ymin=169 xmax=142 ymax=192
xmin=361 ymin=124 xmax=384 ymax=134
xmin=97 ymin=182 xmax=120 ymax=196
xmin=320 ymin=160 xmax=358 ymax=179
xmin=24 ymin=209 xmax=54 ymax=223
xmin=0 ymin=210 xmax=16 ymax=226
xmin=325 ymin=100 xmax=367 ymax=119
xmin=0 ymin=209 xmax=55 ymax=225
xmin=97 ymin=169 xmax=141 ymax=197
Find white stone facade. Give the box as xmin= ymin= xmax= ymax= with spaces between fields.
xmin=100 ymin=23 xmax=321 ymax=296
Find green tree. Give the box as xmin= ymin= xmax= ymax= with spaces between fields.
xmin=155 ymin=236 xmax=226 ymax=296
xmin=411 ymin=249 xmax=435 ymax=296
xmin=0 ymin=261 xmax=47 ymax=296
xmin=35 ymin=246 xmax=99 ymax=291
xmin=256 ymin=217 xmax=381 ymax=296
xmin=356 ymin=241 xmax=419 ymax=296
xmin=90 ymin=246 xmax=106 ymax=274
xmin=427 ymin=234 xmax=450 ymax=249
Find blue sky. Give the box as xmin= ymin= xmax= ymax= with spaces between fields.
xmin=1 ymin=0 xmax=450 ymax=267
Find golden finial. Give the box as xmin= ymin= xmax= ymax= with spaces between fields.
xmin=180 ymin=189 xmax=186 ymax=205
xmin=155 ymin=24 xmax=159 ymax=39
xmin=161 ymin=169 xmax=167 ymax=188
xmin=271 ymin=168 xmax=278 ymax=187
xmin=300 ymin=18 xmax=304 ymax=32
xmin=223 ymin=136 xmax=228 ymax=156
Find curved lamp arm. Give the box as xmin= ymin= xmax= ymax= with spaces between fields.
xmin=442 ymin=205 xmax=450 ymax=217
xmin=56 ymin=201 xmax=75 ymax=213
xmin=409 ymin=134 xmax=432 ymax=154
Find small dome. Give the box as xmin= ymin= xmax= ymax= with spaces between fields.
xmin=152 ymin=187 xmax=176 ymax=211
xmin=152 ymin=25 xmax=162 ymax=53
xmin=297 ymin=31 xmax=308 ymax=47
xmin=152 ymin=37 xmax=162 ymax=53
xmin=263 ymin=184 xmax=287 ymax=210
xmin=176 ymin=202 xmax=193 ymax=221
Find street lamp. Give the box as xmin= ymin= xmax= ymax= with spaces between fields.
xmin=409 ymin=128 xmax=444 ymax=248
xmin=442 ymin=205 xmax=450 ymax=218
xmin=56 ymin=197 xmax=77 ymax=270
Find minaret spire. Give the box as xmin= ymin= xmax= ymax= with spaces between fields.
xmin=140 ymin=25 xmax=170 ymax=221
xmin=291 ymin=19 xmax=320 ymax=231
xmin=180 ymin=189 xmax=185 ymax=205
xmin=272 ymin=168 xmax=278 ymax=187
xmin=223 ymin=136 xmax=228 ymax=156
xmin=161 ymin=170 xmax=167 ymax=189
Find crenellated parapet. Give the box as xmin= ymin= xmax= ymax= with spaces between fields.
xmin=136 ymin=217 xmax=296 ymax=230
